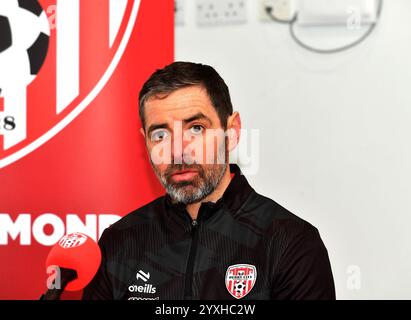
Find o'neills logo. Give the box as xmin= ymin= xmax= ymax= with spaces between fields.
xmin=128 ymin=269 xmax=158 ymax=298
xmin=59 ymin=232 xmax=87 ymax=248
xmin=128 ymin=283 xmax=156 ymax=294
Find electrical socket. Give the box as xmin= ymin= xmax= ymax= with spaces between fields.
xmin=259 ymin=0 xmax=295 ymax=22
xmin=175 ymin=0 xmax=185 ymax=26
xmin=196 ymin=0 xmax=247 ymax=27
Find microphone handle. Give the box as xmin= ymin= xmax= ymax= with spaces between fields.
xmin=40 ymin=268 xmax=78 ymax=300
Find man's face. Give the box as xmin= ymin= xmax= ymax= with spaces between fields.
xmin=141 ymin=85 xmax=232 ymax=204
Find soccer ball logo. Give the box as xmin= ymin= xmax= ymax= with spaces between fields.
xmin=0 ymin=0 xmax=50 ymax=149
xmin=225 ymin=264 xmax=257 ymax=299
xmin=0 ymin=0 xmax=138 ymax=165
xmin=234 ymin=271 xmax=246 ymax=293
xmin=0 ymin=0 xmax=50 ymax=96
xmin=234 ymin=280 xmax=246 ymax=293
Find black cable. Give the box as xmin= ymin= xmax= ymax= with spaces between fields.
xmin=266 ymin=0 xmax=383 ymax=54
xmin=265 ymin=6 xmax=297 ymax=24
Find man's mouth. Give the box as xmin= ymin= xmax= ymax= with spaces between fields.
xmin=170 ymin=169 xmax=199 ymax=182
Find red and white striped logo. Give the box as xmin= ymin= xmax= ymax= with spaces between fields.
xmin=0 ymin=0 xmax=140 ymax=168
xmin=225 ymin=264 xmax=257 ymax=299
xmin=58 ymin=232 xmax=87 ymax=248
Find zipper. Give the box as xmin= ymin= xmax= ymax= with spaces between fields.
xmin=184 ymin=218 xmax=199 ymax=299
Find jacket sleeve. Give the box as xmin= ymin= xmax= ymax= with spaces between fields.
xmin=271 ymin=226 xmax=336 ymax=300
xmin=82 ymin=229 xmax=114 ymax=300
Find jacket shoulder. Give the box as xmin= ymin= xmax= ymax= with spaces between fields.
xmin=105 ymin=195 xmax=165 ymax=232
xmin=241 ymin=190 xmax=318 ymax=235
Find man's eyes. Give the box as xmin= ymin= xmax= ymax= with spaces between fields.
xmin=150 ymin=125 xmax=205 ymax=142
xmin=189 ymin=125 xmax=204 ymax=135
xmin=151 ymin=129 xmax=169 ymax=142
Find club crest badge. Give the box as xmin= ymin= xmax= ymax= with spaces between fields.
xmin=225 ymin=264 xmax=257 ymax=299
xmin=0 ymin=0 xmax=140 ymax=168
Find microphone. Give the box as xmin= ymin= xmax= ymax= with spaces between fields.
xmin=41 ymin=232 xmax=101 ymax=300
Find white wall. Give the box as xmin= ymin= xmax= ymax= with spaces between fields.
xmin=176 ymin=0 xmax=411 ymax=299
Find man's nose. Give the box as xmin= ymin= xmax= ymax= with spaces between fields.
xmin=172 ymin=134 xmax=194 ymax=164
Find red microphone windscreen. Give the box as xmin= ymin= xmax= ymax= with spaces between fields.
xmin=46 ymin=232 xmax=101 ymax=291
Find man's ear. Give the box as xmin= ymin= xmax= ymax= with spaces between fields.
xmin=227 ymin=111 xmax=241 ymax=152
xmin=140 ymin=127 xmax=146 ymax=138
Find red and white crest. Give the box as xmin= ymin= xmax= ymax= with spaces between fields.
xmin=225 ymin=264 xmax=257 ymax=299
xmin=58 ymin=232 xmax=87 ymax=249
xmin=0 ymin=0 xmax=140 ymax=168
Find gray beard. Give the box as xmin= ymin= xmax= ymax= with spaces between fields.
xmin=160 ymin=163 xmax=227 ymax=204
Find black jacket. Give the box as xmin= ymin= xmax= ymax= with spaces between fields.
xmin=83 ymin=164 xmax=335 ymax=300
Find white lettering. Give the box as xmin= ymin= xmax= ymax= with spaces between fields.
xmin=0 ymin=214 xmax=31 ymax=245
xmin=0 ymin=213 xmax=121 ymax=246
xmin=33 ymin=214 xmax=65 ymax=246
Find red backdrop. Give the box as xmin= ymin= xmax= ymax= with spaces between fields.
xmin=0 ymin=0 xmax=173 ymax=299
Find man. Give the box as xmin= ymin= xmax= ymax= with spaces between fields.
xmin=83 ymin=62 xmax=335 ymax=300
